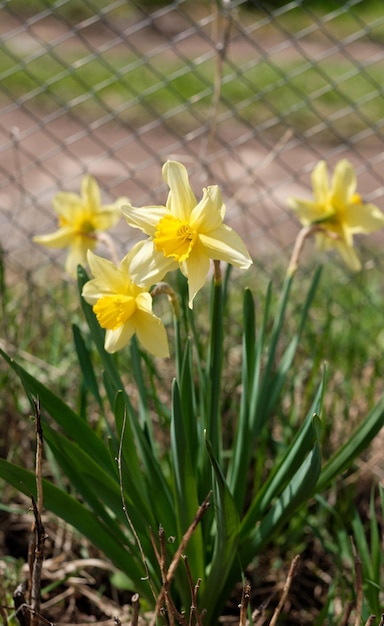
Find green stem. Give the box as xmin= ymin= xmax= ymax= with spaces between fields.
xmin=206 ymin=261 xmax=224 ymax=462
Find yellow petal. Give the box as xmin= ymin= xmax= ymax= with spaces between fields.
xmin=85 ymin=250 xmax=129 ymax=294
xmin=128 ymin=239 xmax=178 ymax=286
xmin=162 ymin=161 xmax=197 ymax=220
xmin=121 ymin=203 xmax=167 ymax=236
xmin=311 ymin=161 xmax=330 ymax=205
xmin=286 ymin=198 xmax=331 ymax=225
xmin=134 ymin=310 xmax=170 ymax=358
xmin=191 ymin=185 xmax=224 ymax=232
xmin=342 ymin=201 xmax=384 ymax=234
xmin=199 ymin=225 xmax=252 ymax=269
xmin=331 ymin=159 xmax=356 ymax=207
xmin=183 ymin=244 xmax=211 ymax=308
xmin=104 ymin=325 xmax=135 ymax=353
xmin=33 ymin=227 xmax=75 ymax=249
xmin=82 ymin=175 xmax=100 ymax=212
xmin=52 ymin=192 xmax=83 ymax=221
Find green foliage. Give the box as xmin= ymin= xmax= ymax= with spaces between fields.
xmin=1 ymin=261 xmax=384 ymax=623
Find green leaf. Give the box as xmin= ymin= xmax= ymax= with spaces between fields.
xmin=170 ymin=380 xmax=204 ymax=588
xmin=0 ymin=349 xmax=114 ymax=477
xmin=42 ymin=421 xmax=156 ymax=554
xmin=317 ymin=393 xmax=384 ymax=491
xmin=241 ymin=413 xmax=322 ymax=539
xmin=240 ymin=444 xmax=321 ymax=557
xmin=203 ymin=435 xmax=240 ymax=624
xmin=72 ymin=323 xmax=104 ymax=411
xmin=0 ymin=458 xmax=152 ymax=598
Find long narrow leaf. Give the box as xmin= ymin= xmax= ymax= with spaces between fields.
xmin=203 ymin=435 xmax=240 ymax=624
xmin=317 ymin=393 xmax=384 ymax=491
xmin=0 ymin=458 xmax=153 ymax=598
xmin=170 ymin=379 xmax=204 ymax=590
xmin=0 ymin=349 xmax=114 ymax=477
xmin=240 ymin=444 xmax=321 ymax=557
xmin=72 ymin=323 xmax=104 ymax=411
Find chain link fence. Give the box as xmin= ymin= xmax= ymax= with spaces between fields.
xmin=1 ymin=0 xmax=384 ymax=351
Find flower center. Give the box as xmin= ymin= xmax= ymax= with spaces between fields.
xmin=80 ymin=219 xmax=96 ymax=233
xmin=154 ymin=214 xmax=197 ymax=262
xmin=93 ymin=295 xmax=137 ymax=330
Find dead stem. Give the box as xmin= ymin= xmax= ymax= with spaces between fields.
xmin=269 ymin=555 xmax=300 ymax=626
xmin=339 ymin=601 xmax=354 ymax=626
xmin=29 ymin=399 xmax=46 ymax=626
xmin=150 ymin=492 xmax=212 ymax=626
xmin=131 ymin=593 xmax=140 ymax=626
xmin=239 ymin=581 xmax=251 ymax=626
xmin=286 ymin=224 xmax=340 ymax=277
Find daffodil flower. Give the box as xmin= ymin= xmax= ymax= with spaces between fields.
xmin=34 ymin=175 xmax=126 ymax=277
xmin=82 ymin=247 xmax=169 ymax=357
xmin=288 ymin=159 xmax=384 ymax=270
xmin=121 ymin=160 xmax=252 ymax=307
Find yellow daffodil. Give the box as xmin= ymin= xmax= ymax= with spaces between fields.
xmin=121 ymin=160 xmax=252 ymax=307
xmin=82 ymin=246 xmax=169 ymax=357
xmin=288 ymin=159 xmax=384 ymax=270
xmin=34 ymin=175 xmax=126 ymax=277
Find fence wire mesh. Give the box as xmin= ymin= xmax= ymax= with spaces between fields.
xmin=1 ymin=0 xmax=384 ymax=351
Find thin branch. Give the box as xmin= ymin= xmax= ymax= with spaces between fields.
xmin=29 ymin=398 xmax=45 ymax=626
xmin=239 ymin=581 xmax=251 ymax=626
xmin=269 ymin=555 xmax=300 ymax=626
xmin=150 ymin=493 xmax=211 ymax=626
xmin=131 ymin=594 xmax=140 ymax=626
xmin=339 ymin=601 xmax=354 ymax=626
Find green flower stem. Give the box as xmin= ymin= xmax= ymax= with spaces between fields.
xmin=205 ymin=260 xmax=224 ymax=463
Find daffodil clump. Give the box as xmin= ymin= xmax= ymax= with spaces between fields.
xmin=7 ymin=156 xmax=384 ymax=625
xmin=35 ymin=158 xmax=384 ymax=359
xmin=35 ymin=161 xmax=253 ymax=356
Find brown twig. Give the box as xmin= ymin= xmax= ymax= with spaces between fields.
xmin=239 ymin=581 xmax=251 ymax=626
xmin=339 ymin=601 xmax=354 ymax=626
xmin=131 ymin=593 xmax=140 ymax=626
xmin=287 ymin=224 xmax=342 ymax=277
xmin=28 ymin=398 xmax=46 ymax=626
xmin=364 ymin=616 xmax=377 ymax=626
xmin=150 ymin=493 xmax=212 ymax=626
xmin=13 ymin=584 xmax=29 ymax=626
xmin=269 ymin=555 xmax=300 ymax=626
xmin=182 ymin=557 xmax=203 ymax=626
